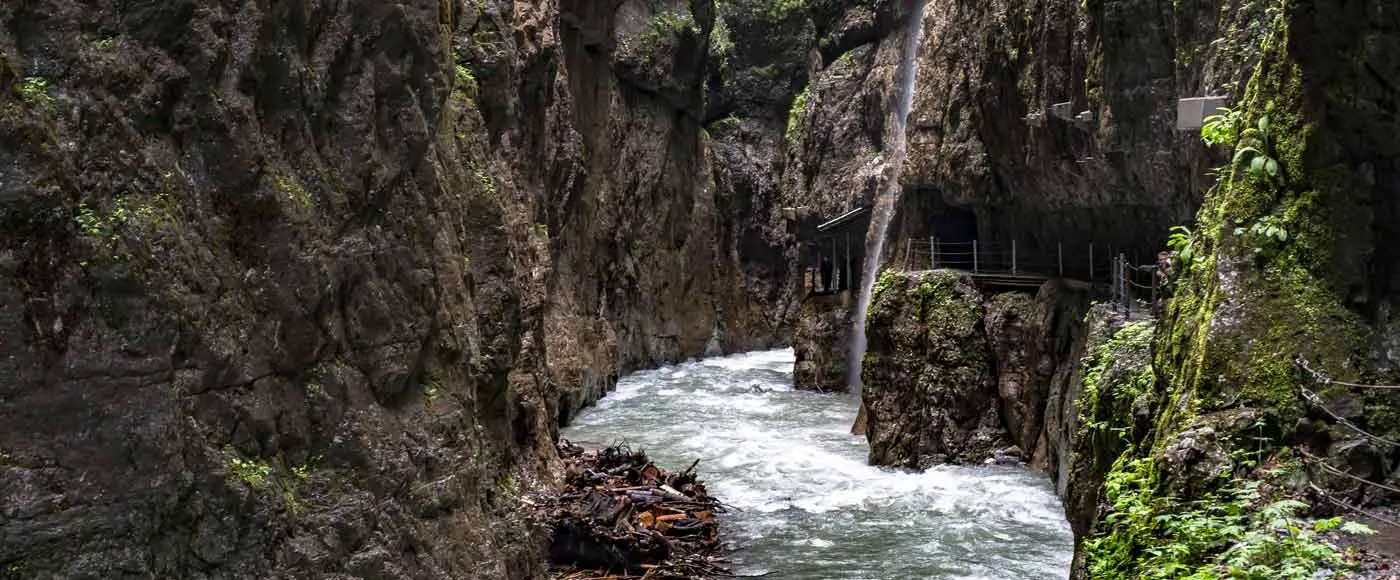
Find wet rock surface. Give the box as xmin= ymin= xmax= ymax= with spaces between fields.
xmin=0 ymin=0 xmax=802 ymax=577
xmin=984 ymin=280 xmax=1095 ymax=468
xmin=861 ymin=270 xmax=1006 ymax=467
xmin=792 ymin=293 xmax=853 ymax=392
xmin=860 ymin=270 xmax=1095 ymax=470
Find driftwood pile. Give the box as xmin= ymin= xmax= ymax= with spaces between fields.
xmin=536 ymin=442 xmax=732 ymax=579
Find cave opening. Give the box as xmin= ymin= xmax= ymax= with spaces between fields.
xmin=929 ymin=206 xmax=979 ymax=271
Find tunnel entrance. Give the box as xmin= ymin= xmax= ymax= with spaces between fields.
xmin=930 ymin=206 xmax=978 ymax=270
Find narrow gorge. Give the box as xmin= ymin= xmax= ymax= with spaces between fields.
xmin=1 ymin=0 xmax=1397 ymax=579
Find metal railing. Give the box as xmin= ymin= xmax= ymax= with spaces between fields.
xmin=890 ymin=238 xmax=1169 ymax=316
xmin=1113 ymin=255 xmax=1167 ymax=318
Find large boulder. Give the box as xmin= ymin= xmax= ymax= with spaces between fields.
xmin=861 ymin=270 xmax=1008 ymax=467
xmin=793 ymin=293 xmax=854 ymax=392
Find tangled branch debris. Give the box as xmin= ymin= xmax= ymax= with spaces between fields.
xmin=535 ymin=442 xmax=732 ymax=579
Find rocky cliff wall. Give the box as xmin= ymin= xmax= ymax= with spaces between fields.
xmin=889 ymin=0 xmax=1268 ymax=271
xmin=785 ymin=0 xmax=1264 ymax=392
xmin=858 ymin=0 xmax=1400 ymax=576
xmin=859 ymin=270 xmax=1093 ymax=468
xmin=0 ymin=1 xmax=792 ymax=577
xmin=1076 ymin=0 xmax=1400 ymax=576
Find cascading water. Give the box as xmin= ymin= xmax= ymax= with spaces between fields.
xmin=563 ymin=350 xmax=1073 ymax=578
xmin=848 ymin=0 xmax=927 ymax=398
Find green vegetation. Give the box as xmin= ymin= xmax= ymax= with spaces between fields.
xmin=422 ymin=380 xmax=441 ymax=410
xmin=1079 ymin=321 xmax=1156 ymax=443
xmin=868 ymin=269 xmax=971 ymax=323
xmin=273 ymin=173 xmax=312 ymax=210
xmin=471 ymin=30 xmax=501 ymax=48
xmin=764 ymin=0 xmax=806 ymax=21
xmin=1087 ymin=456 xmax=1372 ymax=580
xmin=709 ymin=14 xmax=735 ymax=69
xmin=1231 ymin=114 xmax=1283 ymax=183
xmin=74 ymin=201 xmax=122 ymax=242
xmin=649 ymin=10 xmax=700 ymax=37
xmin=868 ymin=269 xmax=904 ymax=311
xmin=621 ymin=9 xmax=702 ymax=65
xmin=1201 ymin=106 xmax=1244 ymax=148
xmin=224 ymin=446 xmax=313 ymax=515
xmin=455 ymin=63 xmax=478 ymax=94
xmin=18 ymin=76 xmax=54 ymax=111
xmin=785 ymin=84 xmax=811 ymax=143
xmin=72 ymin=193 xmax=174 ymax=264
xmin=1232 ymin=215 xmax=1289 ymax=258
xmin=473 ymin=165 xmax=497 ymax=199
xmin=225 ymin=447 xmax=272 ymax=489
xmin=1166 ymin=226 xmax=1196 ymax=274
xmin=706 ymin=114 xmax=742 ymax=134
xmin=94 ymin=36 xmax=117 ymax=51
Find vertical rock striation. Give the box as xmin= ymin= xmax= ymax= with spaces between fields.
xmin=0 ymin=0 xmax=798 ymax=577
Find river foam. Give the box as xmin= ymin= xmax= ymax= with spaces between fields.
xmin=564 ymin=349 xmax=1073 ymax=579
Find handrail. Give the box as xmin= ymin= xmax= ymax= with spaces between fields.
xmin=904 ymin=240 xmax=1170 ymax=318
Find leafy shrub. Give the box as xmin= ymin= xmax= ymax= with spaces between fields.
xmin=1232 ymin=215 xmax=1289 ymax=259
xmin=765 ymin=0 xmax=806 ymax=20
xmin=1201 ymin=106 xmax=1243 ymax=148
xmin=710 ymin=15 xmax=734 ymax=68
xmin=225 ymin=448 xmax=272 ymax=489
xmin=18 ymin=76 xmax=53 ymax=110
xmin=785 ymin=84 xmax=810 ymax=143
xmin=1233 ymin=115 xmax=1282 ymax=182
xmin=1087 ymin=457 xmax=1374 ymax=580
xmin=1167 ymin=225 xmax=1195 ymax=273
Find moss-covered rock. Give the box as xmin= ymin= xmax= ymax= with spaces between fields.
xmin=861 ymin=270 xmax=1008 ymax=467
xmin=1076 ymin=0 xmax=1400 ymax=576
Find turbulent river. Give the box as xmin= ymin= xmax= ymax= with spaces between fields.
xmin=562 ymin=349 xmax=1074 ymax=579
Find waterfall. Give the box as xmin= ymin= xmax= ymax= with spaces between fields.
xmin=848 ymin=1 xmax=927 ymax=400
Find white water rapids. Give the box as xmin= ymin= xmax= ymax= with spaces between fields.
xmin=563 ymin=349 xmax=1074 ymax=579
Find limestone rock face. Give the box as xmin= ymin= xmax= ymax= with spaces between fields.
xmin=984 ymin=280 xmax=1095 ymax=469
xmin=793 ymin=294 xmax=854 ymax=392
xmin=860 ymin=272 xmax=1093 ymax=469
xmin=861 ymin=270 xmax=1007 ymax=467
xmin=0 ymin=0 xmax=793 ymax=577
xmin=890 ymin=0 xmax=1267 ymax=273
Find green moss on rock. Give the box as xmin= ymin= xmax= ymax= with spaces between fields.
xmin=1079 ymin=0 xmax=1393 ymax=576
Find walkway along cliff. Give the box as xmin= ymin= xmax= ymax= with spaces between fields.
xmin=1 ymin=0 xmax=1398 ymax=578
xmin=812 ymin=0 xmax=1400 ymax=576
